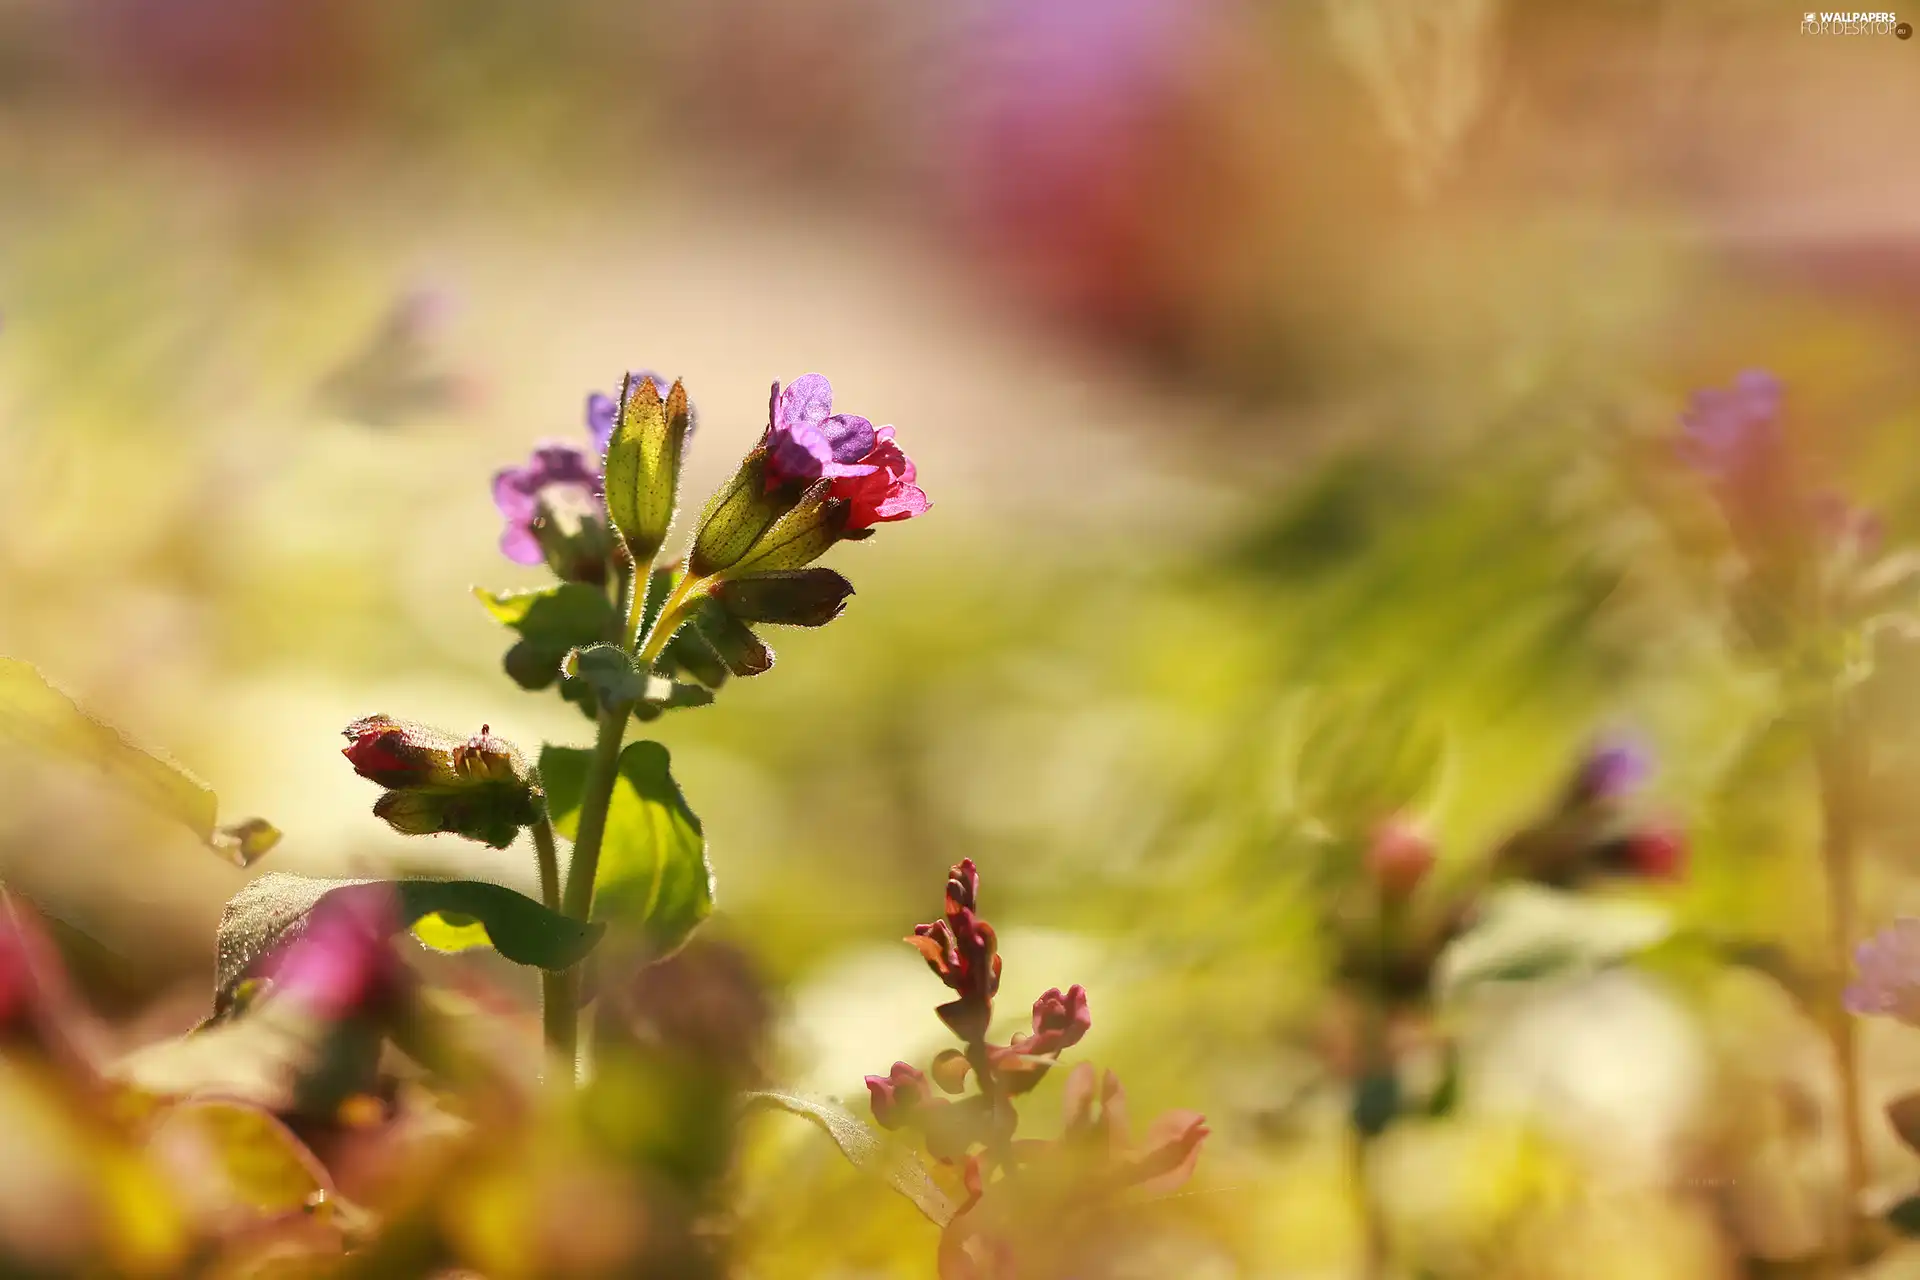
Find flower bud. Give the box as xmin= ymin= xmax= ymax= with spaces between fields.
xmin=1365 ymin=818 xmax=1435 ymax=900
xmin=342 ymin=718 xmax=538 ymax=850
xmin=1598 ymin=823 xmax=1687 ymax=881
xmin=712 ymin=568 xmax=855 ymax=628
xmin=603 ymin=373 xmax=693 ymax=564
xmin=689 ymin=447 xmax=795 ymax=577
xmin=691 ymin=601 xmax=774 ymax=677
xmin=723 ymin=480 xmax=852 ymax=576
xmin=865 ymin=1061 xmax=936 ymax=1130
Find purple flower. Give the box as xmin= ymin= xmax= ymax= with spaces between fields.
xmin=1679 ymin=370 xmax=1784 ymax=480
xmin=1846 ymin=920 xmax=1920 ymax=1024
xmin=763 ymin=374 xmax=881 ymax=488
xmin=261 ymin=888 xmax=408 ymax=1022
xmin=1577 ymin=735 xmax=1651 ymax=804
xmin=493 ymin=370 xmax=678 ymax=567
xmin=492 ymin=443 xmax=603 ymax=565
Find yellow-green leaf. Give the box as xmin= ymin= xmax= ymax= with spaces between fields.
xmin=0 ymin=658 xmax=280 ymax=865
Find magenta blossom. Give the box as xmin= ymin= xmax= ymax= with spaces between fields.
xmin=1679 ymin=370 xmax=1784 ymax=479
xmin=764 ymin=374 xmax=881 ymax=486
xmin=1846 ymin=919 xmax=1920 ymax=1024
xmin=260 ymin=887 xmax=408 ymax=1022
xmin=761 ymin=373 xmax=930 ymax=529
xmin=1575 ymin=735 xmax=1651 ymax=805
xmin=492 ymin=443 xmax=602 ymax=565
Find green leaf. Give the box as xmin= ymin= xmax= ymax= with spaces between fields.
xmin=1351 ymin=1068 xmax=1401 ymax=1138
xmin=744 ymin=1090 xmax=955 ymax=1227
xmin=1288 ymin=685 xmax=1447 ymax=839
xmin=1889 ymin=1193 xmax=1920 ymax=1238
xmin=0 ymin=658 xmax=280 ymax=865
xmin=147 ymin=1098 xmax=334 ymax=1216
xmin=603 ymin=374 xmax=691 ymax=563
xmin=474 ymin=583 xmax=618 ymax=692
xmin=541 ymin=740 xmax=713 ymax=953
xmin=215 ymin=873 xmax=604 ymax=1008
xmin=537 ymin=746 xmax=592 ymax=837
xmin=411 ymin=911 xmax=493 ymax=954
xmin=563 ymin=643 xmax=649 ymax=706
xmin=1435 ymin=884 xmax=1673 ymax=1001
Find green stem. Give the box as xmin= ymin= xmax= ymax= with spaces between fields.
xmin=531 ymin=811 xmax=574 ymax=1064
xmin=550 ymin=566 xmax=707 ymax=1079
xmin=1817 ymin=711 xmax=1868 ymax=1273
xmin=562 ymin=702 xmax=632 ymax=927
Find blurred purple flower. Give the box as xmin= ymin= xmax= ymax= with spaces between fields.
xmin=492 ymin=443 xmax=603 ymax=566
xmin=264 ymin=888 xmax=407 ymax=1023
xmin=1845 ymin=919 xmax=1920 ymax=1023
xmin=1679 ymin=370 xmax=1784 ymax=479
xmin=1577 ymin=736 xmax=1651 ymax=804
xmin=763 ymin=374 xmax=880 ymax=488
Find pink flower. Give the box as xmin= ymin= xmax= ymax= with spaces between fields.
xmin=760 ymin=374 xmax=929 ymax=529
xmin=831 ymin=426 xmax=930 ymax=530
xmin=1847 ymin=919 xmax=1920 ymax=1023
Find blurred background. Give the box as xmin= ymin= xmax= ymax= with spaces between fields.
xmin=6 ymin=0 xmax=1920 ymax=1274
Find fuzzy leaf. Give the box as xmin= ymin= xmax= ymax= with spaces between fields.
xmin=542 ymin=740 xmax=713 ymax=954
xmin=475 ymin=584 xmax=618 ymax=692
xmin=563 ymin=643 xmax=649 ymax=707
xmin=410 ymin=911 xmax=493 ymax=955
xmin=149 ymin=1098 xmax=335 ymax=1217
xmin=0 ymin=658 xmax=280 ymax=865
xmin=215 ymin=873 xmax=603 ymax=1009
xmin=1436 ymin=884 xmax=1673 ymax=1000
xmin=745 ymin=1090 xmax=955 ymax=1227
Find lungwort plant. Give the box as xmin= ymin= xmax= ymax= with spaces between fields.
xmin=0 ymin=368 xmax=1063 ymax=1278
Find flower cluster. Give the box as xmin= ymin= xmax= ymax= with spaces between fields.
xmin=866 ymin=860 xmax=1207 ymax=1279
xmin=1846 ymin=920 xmax=1920 ymax=1025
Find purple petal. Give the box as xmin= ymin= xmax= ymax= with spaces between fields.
xmin=499 ymin=522 xmax=544 ymax=566
xmin=820 ymin=414 xmax=877 ymax=467
xmin=778 ymin=374 xmax=835 ymax=433
xmin=493 ymin=466 xmax=540 ymax=521
xmin=586 ymin=393 xmax=617 ymax=454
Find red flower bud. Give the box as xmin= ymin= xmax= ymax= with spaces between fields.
xmin=1620 ymin=824 xmax=1687 ymax=881
xmin=866 ymin=1061 xmax=936 ymax=1130
xmin=1366 ymin=818 xmax=1436 ymax=900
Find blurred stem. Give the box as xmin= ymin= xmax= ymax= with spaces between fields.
xmin=531 ymin=810 xmax=574 ymax=1064
xmin=1351 ymin=894 xmax=1401 ymax=1280
xmin=966 ymin=1039 xmax=1017 ymax=1175
xmin=1816 ymin=707 xmax=1868 ymax=1273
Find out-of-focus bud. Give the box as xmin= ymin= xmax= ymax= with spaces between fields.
xmin=866 ymin=1061 xmax=937 ymax=1130
xmin=603 ymin=373 xmax=694 ymax=565
xmin=1365 ymin=818 xmax=1436 ymax=901
xmin=994 ymin=984 xmax=1092 ymax=1094
xmin=1601 ymin=824 xmax=1688 ymax=882
xmin=712 ymin=568 xmax=855 ymax=628
xmin=341 ymin=718 xmax=538 ymax=850
xmin=1566 ymin=735 xmax=1650 ymax=809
